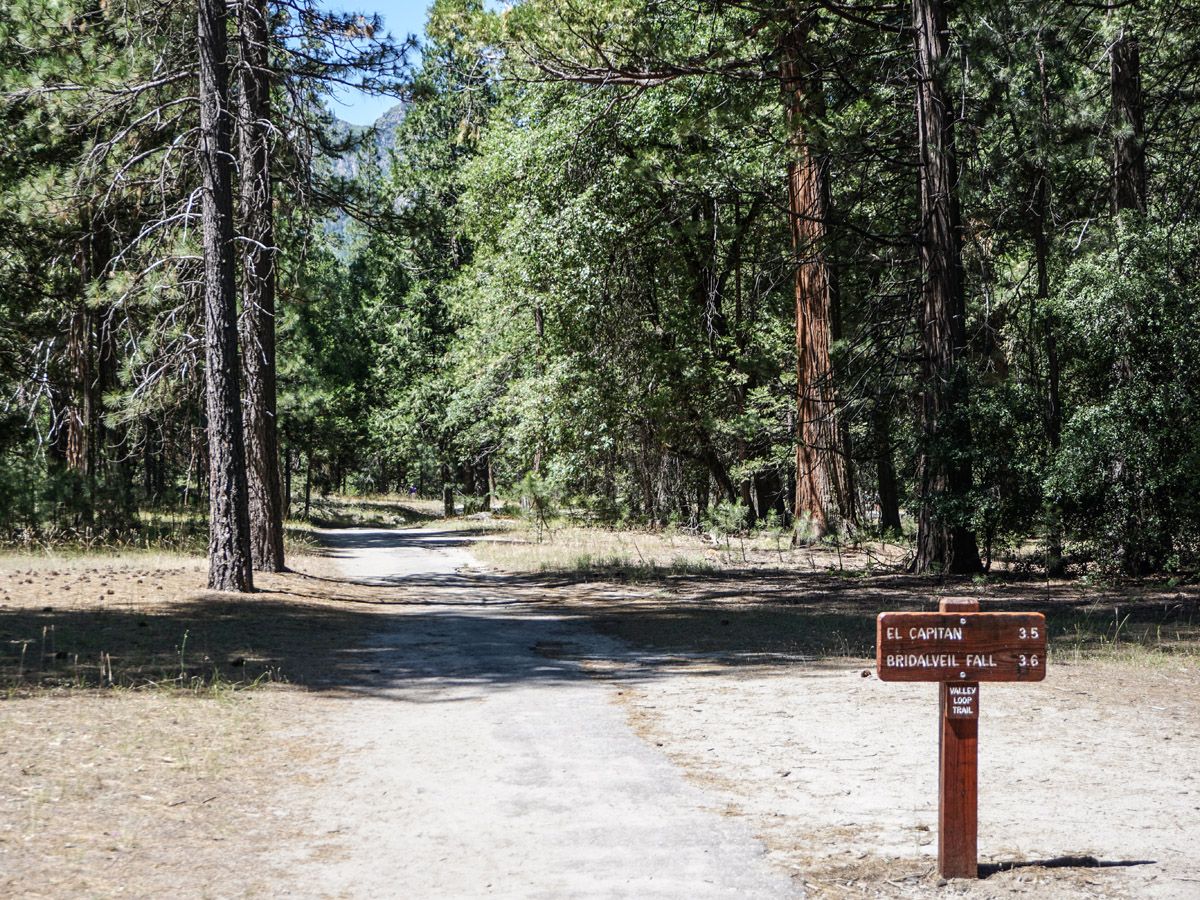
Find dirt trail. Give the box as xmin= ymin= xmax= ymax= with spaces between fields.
xmin=282 ymin=527 xmax=797 ymax=898
xmin=277 ymin=525 xmax=1200 ymax=899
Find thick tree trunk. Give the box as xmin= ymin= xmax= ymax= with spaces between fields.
xmin=780 ymin=20 xmax=853 ymax=541
xmin=199 ymin=0 xmax=254 ymax=593
xmin=1110 ymin=17 xmax=1147 ymax=215
xmin=911 ymin=0 xmax=982 ymax=574
xmin=237 ymin=0 xmax=285 ymax=572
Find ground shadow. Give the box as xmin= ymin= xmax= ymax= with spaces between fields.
xmin=3 ymin=525 xmax=1197 ymax=699
xmin=980 ymin=856 xmax=1156 ymax=877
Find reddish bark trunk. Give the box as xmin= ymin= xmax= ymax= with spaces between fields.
xmin=781 ymin=21 xmax=853 ymax=540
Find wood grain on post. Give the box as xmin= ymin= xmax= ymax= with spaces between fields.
xmin=938 ymin=598 xmax=978 ymax=879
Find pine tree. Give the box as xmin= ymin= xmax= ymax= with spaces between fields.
xmin=199 ymin=0 xmax=254 ymax=592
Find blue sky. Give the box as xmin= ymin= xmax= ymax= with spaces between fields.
xmin=321 ymin=0 xmax=432 ymax=125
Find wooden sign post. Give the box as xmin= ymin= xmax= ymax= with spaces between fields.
xmin=876 ymin=599 xmax=1046 ymax=879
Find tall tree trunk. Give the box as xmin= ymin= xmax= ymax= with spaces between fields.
xmin=237 ymin=0 xmax=285 ymax=572
xmin=1109 ymin=9 xmax=1159 ymax=572
xmin=485 ymin=454 xmax=494 ymax=512
xmin=1033 ymin=171 xmax=1065 ymax=576
xmin=441 ymin=461 xmax=454 ymax=517
xmin=96 ymin=302 xmax=135 ymax=528
xmin=64 ymin=301 xmax=94 ymax=524
xmin=199 ymin=0 xmax=254 ymax=593
xmin=283 ymin=447 xmax=292 ymax=517
xmin=303 ymin=450 xmax=312 ymax=518
xmin=873 ymin=398 xmax=902 ymax=533
xmin=1110 ymin=15 xmax=1147 ymax=215
xmin=911 ymin=0 xmax=982 ymax=574
xmin=780 ymin=18 xmax=853 ymax=541
xmin=1033 ymin=49 xmax=1065 ymax=576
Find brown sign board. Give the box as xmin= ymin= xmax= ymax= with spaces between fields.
xmin=876 ymin=612 xmax=1047 ymax=682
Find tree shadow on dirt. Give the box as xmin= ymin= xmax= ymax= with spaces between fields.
xmin=2 ymin=526 xmax=1197 ymax=700
xmin=979 ymin=856 xmax=1156 ymax=878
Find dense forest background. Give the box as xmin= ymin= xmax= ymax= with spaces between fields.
xmin=2 ymin=0 xmax=1199 ymax=584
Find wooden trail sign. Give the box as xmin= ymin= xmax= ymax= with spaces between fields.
xmin=876 ymin=610 xmax=1047 ymax=683
xmin=875 ymin=599 xmax=1048 ymax=879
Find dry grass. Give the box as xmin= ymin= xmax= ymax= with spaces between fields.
xmin=0 ymin=542 xmax=415 ymax=898
xmin=469 ymin=518 xmax=908 ymax=580
xmin=457 ymin=520 xmax=1200 ymax=667
xmin=297 ymin=493 xmax=440 ymax=529
xmin=2 ymin=497 xmax=1196 ymax=897
xmin=0 ymin=551 xmax=403 ymax=693
xmin=0 ymin=530 xmax=401 ymax=895
xmin=0 ymin=689 xmax=312 ymax=898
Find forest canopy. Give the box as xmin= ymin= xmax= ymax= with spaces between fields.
xmin=2 ymin=0 xmax=1199 ymax=582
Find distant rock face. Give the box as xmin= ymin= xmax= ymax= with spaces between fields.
xmin=322 ymin=102 xmax=408 ymax=243
xmin=372 ymin=103 xmax=408 ymax=161
xmin=330 ymin=102 xmax=408 ymax=182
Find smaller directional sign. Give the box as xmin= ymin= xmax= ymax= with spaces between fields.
xmin=945 ymin=682 xmax=979 ymax=719
xmin=876 ymin=611 xmax=1047 ymax=682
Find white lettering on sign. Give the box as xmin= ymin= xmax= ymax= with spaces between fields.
xmin=965 ymin=654 xmax=996 ymax=667
xmin=908 ymin=626 xmax=964 ymax=641
xmin=883 ymin=625 xmax=964 ymax=640
xmin=884 ymin=654 xmax=959 ymax=668
xmin=946 ymin=683 xmax=979 ymax=718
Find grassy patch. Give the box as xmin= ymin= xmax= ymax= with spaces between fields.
xmin=0 ymin=551 xmax=395 ymax=694
xmin=462 ymin=521 xmax=1200 ymax=667
xmin=468 ymin=519 xmax=905 ymax=578
xmin=297 ymin=493 xmax=441 ymax=528
xmin=1 ymin=505 xmax=321 ymax=559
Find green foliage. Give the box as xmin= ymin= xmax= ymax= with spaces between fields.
xmin=3 ymin=0 xmax=1200 ymax=576
xmin=1049 ymin=218 xmax=1200 ymax=573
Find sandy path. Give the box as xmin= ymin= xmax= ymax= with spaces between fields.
xmin=283 ymin=527 xmax=798 ymax=899
xmin=617 ymin=661 xmax=1200 ymax=898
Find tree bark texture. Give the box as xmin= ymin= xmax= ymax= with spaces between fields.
xmin=199 ymin=0 xmax=254 ymax=593
xmin=237 ymin=0 xmax=285 ymax=572
xmin=441 ymin=462 xmax=454 ymax=517
xmin=1032 ymin=48 xmax=1065 ymax=576
xmin=62 ymin=227 xmax=128 ymax=526
xmin=873 ymin=398 xmax=902 ymax=533
xmin=1108 ymin=11 xmax=1161 ymax=572
xmin=1110 ymin=18 xmax=1147 ymax=215
xmin=780 ymin=20 xmax=853 ymax=540
xmin=64 ymin=303 xmax=95 ymax=481
xmin=912 ymin=0 xmax=982 ymax=574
